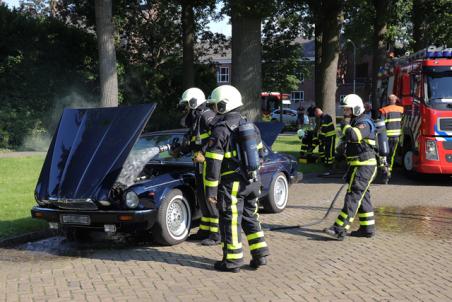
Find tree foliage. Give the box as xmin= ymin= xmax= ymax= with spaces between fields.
xmin=262 ymin=1 xmax=308 ymax=94
xmin=0 ymin=4 xmax=99 ymax=148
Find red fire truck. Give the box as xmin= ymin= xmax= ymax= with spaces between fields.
xmin=377 ymin=46 xmax=452 ymax=175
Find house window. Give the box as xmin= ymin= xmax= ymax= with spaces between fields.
xmin=298 ymin=72 xmax=304 ymax=83
xmin=291 ymin=91 xmax=304 ymax=102
xmin=217 ymin=67 xmax=229 ymax=83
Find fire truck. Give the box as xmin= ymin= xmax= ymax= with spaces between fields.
xmin=377 ymin=46 xmax=452 ymax=175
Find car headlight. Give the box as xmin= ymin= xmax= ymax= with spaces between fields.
xmin=425 ymin=140 xmax=439 ymax=161
xmin=125 ymin=191 xmax=140 ymax=208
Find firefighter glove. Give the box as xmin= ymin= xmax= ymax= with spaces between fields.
xmin=192 ymin=151 xmax=205 ymax=163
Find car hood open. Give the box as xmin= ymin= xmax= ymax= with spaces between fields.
xmin=255 ymin=121 xmax=284 ymax=147
xmin=35 ymin=104 xmax=156 ymax=203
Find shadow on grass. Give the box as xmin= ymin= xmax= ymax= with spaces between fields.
xmin=0 ymin=217 xmax=47 ymax=240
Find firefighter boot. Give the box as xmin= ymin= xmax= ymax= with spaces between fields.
xmin=188 ymin=231 xmax=209 ymax=241
xmin=350 ymin=228 xmax=375 ymax=238
xmin=201 ymin=235 xmax=221 ymax=246
xmin=214 ymin=261 xmax=241 ymax=273
xmin=249 ymin=256 xmax=268 ymax=269
xmin=323 ymin=226 xmax=346 ymax=241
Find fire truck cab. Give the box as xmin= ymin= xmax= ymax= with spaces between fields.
xmin=378 ymin=46 xmax=452 ymax=175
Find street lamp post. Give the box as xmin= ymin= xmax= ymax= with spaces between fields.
xmin=347 ymin=39 xmax=356 ymax=94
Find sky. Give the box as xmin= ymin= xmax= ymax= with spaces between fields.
xmin=3 ymin=0 xmax=231 ymax=36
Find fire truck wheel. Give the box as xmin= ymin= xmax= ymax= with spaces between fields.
xmin=403 ymin=149 xmax=414 ymax=172
xmin=402 ymin=148 xmax=424 ymax=180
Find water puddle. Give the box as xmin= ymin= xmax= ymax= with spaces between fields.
xmin=374 ymin=206 xmax=452 ymax=239
xmin=0 ymin=233 xmax=153 ymax=263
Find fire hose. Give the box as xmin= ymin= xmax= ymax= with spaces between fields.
xmin=269 ymin=183 xmax=346 ymax=231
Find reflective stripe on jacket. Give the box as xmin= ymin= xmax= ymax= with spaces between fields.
xmin=379 ymin=105 xmax=404 ymax=137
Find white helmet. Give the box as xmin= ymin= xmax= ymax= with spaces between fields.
xmin=341 ymin=94 xmax=364 ymax=116
xmin=180 ymin=87 xmax=206 ymax=109
xmin=207 ymin=85 xmax=243 ymax=114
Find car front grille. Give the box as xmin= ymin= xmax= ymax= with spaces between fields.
xmin=439 ymin=118 xmax=452 ymax=132
xmin=443 ymin=141 xmax=452 ymax=150
xmin=49 ymin=199 xmax=98 ymax=210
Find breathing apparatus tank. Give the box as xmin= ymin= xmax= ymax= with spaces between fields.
xmin=375 ymin=119 xmax=389 ymax=157
xmin=237 ymin=122 xmax=260 ymax=182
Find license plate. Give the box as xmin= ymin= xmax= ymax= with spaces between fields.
xmin=61 ymin=215 xmax=91 ymax=225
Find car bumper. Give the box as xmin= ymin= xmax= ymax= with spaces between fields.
xmin=291 ymin=171 xmax=303 ymax=183
xmin=31 ymin=206 xmax=157 ymax=232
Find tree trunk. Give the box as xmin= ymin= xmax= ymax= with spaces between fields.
xmin=181 ymin=1 xmax=195 ymax=90
xmin=314 ymin=20 xmax=323 ymax=108
xmin=231 ymin=8 xmax=262 ymax=122
xmin=412 ymin=0 xmax=427 ymax=51
xmin=95 ymin=0 xmax=118 ymax=107
xmin=317 ymin=1 xmax=343 ymax=122
xmin=50 ymin=0 xmax=57 ymax=17
xmin=371 ymin=0 xmax=389 ymax=111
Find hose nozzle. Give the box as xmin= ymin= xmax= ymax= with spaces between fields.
xmin=158 ymin=144 xmax=171 ymax=153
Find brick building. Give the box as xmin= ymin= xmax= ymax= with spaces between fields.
xmin=201 ymin=38 xmax=373 ymax=115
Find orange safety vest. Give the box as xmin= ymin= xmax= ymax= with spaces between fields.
xmin=379 ymin=105 xmax=404 ymax=137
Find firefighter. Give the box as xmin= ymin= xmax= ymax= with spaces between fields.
xmin=174 ymin=87 xmax=220 ymax=246
xmin=314 ymin=107 xmax=336 ymax=175
xmin=299 ymin=129 xmax=318 ymax=164
xmin=379 ymin=94 xmax=404 ymax=175
xmin=324 ymin=94 xmax=378 ymax=240
xmin=204 ymin=85 xmax=269 ymax=272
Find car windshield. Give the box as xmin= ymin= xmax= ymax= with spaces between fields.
xmin=132 ymin=133 xmax=191 ymax=163
xmin=426 ymin=73 xmax=452 ymax=104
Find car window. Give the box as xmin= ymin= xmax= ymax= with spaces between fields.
xmin=273 ymin=109 xmax=280 ymax=114
xmin=133 ymin=133 xmax=191 ymax=162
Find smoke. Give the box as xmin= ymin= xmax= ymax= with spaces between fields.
xmin=21 ymin=129 xmax=52 ymax=152
xmin=20 ymin=91 xmax=97 ymax=151
xmin=50 ymin=91 xmax=98 ymax=128
xmin=116 ymin=147 xmax=161 ymax=187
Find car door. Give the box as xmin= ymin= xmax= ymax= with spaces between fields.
xmin=285 ymin=109 xmax=297 ymax=123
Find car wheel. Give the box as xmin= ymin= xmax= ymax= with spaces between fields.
xmin=263 ymin=172 xmax=289 ymax=213
xmin=153 ymin=189 xmax=191 ymax=245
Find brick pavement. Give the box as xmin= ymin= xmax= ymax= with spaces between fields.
xmin=1 ymin=175 xmax=451 ymax=302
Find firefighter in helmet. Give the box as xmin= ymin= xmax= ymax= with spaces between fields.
xmin=379 ymin=94 xmax=404 ymax=179
xmin=174 ymin=87 xmax=220 ymax=245
xmin=314 ymin=107 xmax=336 ymax=175
xmin=204 ymin=85 xmax=269 ymax=272
xmin=324 ymin=94 xmax=378 ymax=240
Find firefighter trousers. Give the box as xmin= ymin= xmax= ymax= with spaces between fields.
xmin=388 ymin=136 xmax=400 ymax=172
xmin=196 ymin=163 xmax=220 ymax=240
xmin=217 ymin=176 xmax=269 ymax=267
xmin=334 ymin=165 xmax=377 ymax=234
xmin=299 ymin=133 xmax=317 ymax=163
xmin=319 ymin=135 xmax=336 ymax=166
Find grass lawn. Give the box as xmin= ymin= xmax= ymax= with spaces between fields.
xmin=0 ymin=156 xmax=47 ymax=239
xmin=272 ymin=134 xmax=326 ymax=174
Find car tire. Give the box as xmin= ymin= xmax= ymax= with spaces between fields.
xmin=64 ymin=228 xmax=91 ymax=242
xmin=152 ymin=189 xmax=191 ymax=246
xmin=263 ymin=172 xmax=289 ymax=213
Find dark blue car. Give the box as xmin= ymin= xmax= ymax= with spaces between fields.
xmin=31 ymin=104 xmax=301 ymax=245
